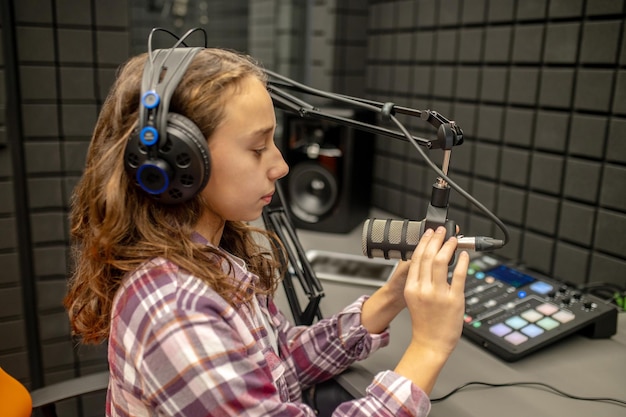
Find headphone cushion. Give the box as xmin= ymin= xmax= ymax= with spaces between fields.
xmin=166 ymin=113 xmax=206 ymax=147
xmin=166 ymin=112 xmax=211 ymax=171
xmin=163 ymin=112 xmax=211 ymax=193
xmin=124 ymin=113 xmax=211 ymax=204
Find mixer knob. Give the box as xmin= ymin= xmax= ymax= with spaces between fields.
xmin=583 ymin=301 xmax=597 ymax=310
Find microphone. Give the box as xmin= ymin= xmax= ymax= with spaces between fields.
xmin=362 ymin=218 xmax=504 ymax=260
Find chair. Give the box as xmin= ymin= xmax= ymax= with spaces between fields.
xmin=30 ymin=371 xmax=110 ymax=417
xmin=0 ymin=367 xmax=109 ymax=417
xmin=0 ymin=367 xmax=32 ymax=417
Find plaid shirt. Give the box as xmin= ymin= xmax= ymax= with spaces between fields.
xmin=107 ymin=251 xmax=430 ymax=416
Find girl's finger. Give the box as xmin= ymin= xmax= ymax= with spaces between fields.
xmin=450 ymin=250 xmax=469 ymax=294
xmin=419 ymin=227 xmax=449 ymax=283
xmin=409 ymin=227 xmax=435 ymax=272
xmin=430 ymin=235 xmax=458 ymax=285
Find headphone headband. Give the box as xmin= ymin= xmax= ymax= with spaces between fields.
xmin=138 ymin=47 xmax=203 ymax=148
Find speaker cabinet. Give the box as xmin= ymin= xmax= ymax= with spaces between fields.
xmin=279 ymin=107 xmax=375 ymax=233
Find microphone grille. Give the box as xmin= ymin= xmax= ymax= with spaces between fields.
xmin=405 ymin=220 xmax=421 ymax=245
xmin=368 ymin=218 xmax=388 ymax=243
xmin=362 ymin=218 xmax=422 ymax=259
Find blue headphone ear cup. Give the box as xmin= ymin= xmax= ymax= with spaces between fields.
xmin=124 ymin=113 xmax=210 ymax=204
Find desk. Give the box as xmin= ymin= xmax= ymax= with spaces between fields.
xmin=283 ymin=218 xmax=626 ymax=417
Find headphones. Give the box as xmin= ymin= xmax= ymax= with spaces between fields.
xmin=124 ymin=45 xmax=211 ymax=204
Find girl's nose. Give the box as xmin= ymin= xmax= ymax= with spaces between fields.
xmin=270 ymin=146 xmax=290 ymax=181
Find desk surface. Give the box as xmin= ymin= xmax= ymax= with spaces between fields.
xmin=288 ymin=217 xmax=626 ymax=417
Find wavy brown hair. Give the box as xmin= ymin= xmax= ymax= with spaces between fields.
xmin=64 ymin=48 xmax=286 ymax=345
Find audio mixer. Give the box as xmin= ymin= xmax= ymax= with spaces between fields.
xmin=305 ymin=250 xmax=619 ymax=362
xmin=460 ymin=254 xmax=618 ymax=361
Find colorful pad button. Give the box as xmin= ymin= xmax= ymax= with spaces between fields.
xmin=489 ymin=323 xmax=512 ymax=337
xmin=552 ymin=310 xmax=575 ymax=323
xmin=504 ymin=331 xmax=529 ymax=345
xmin=537 ymin=317 xmax=560 ymax=331
xmin=536 ymin=302 xmax=560 ymax=316
xmin=521 ymin=324 xmax=544 ymax=338
xmin=505 ymin=316 xmax=529 ymax=330
xmin=521 ymin=309 xmax=544 ymax=323
xmin=530 ymin=281 xmax=554 ymax=295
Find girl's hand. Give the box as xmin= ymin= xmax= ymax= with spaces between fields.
xmin=382 ymin=225 xmax=461 ymax=310
xmin=404 ymin=226 xmax=469 ymax=356
xmin=382 ymin=260 xmax=411 ymax=309
xmin=360 ymin=225 xmax=464 ymax=336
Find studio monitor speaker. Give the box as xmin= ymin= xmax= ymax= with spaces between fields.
xmin=279 ymin=107 xmax=375 ymax=233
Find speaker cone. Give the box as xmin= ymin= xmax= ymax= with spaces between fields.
xmin=288 ymin=161 xmax=339 ymax=223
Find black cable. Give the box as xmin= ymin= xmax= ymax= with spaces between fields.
xmin=146 ymin=27 xmax=208 ymax=82
xmin=431 ymin=381 xmax=626 ymax=408
xmin=579 ymin=282 xmax=626 ymax=294
xmin=574 ymin=282 xmax=626 ymax=310
xmin=386 ymin=111 xmax=510 ymax=247
xmin=266 ymin=71 xmax=511 ymax=245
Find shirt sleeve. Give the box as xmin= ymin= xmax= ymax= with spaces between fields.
xmin=335 ymin=371 xmax=431 ymax=417
xmin=273 ymin=296 xmax=432 ymax=417
xmin=275 ymin=295 xmax=390 ymax=388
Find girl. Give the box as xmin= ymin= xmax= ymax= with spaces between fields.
xmin=65 ymin=47 xmax=469 ymax=416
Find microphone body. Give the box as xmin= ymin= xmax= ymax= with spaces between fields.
xmin=362 ymin=218 xmax=503 ymax=260
xmin=362 ymin=218 xmax=422 ymax=260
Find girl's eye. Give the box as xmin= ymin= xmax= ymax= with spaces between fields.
xmin=254 ymin=148 xmax=266 ymax=155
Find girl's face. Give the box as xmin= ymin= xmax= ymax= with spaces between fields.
xmin=200 ymin=75 xmax=289 ymax=227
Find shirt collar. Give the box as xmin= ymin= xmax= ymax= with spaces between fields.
xmin=192 ymin=231 xmax=260 ymax=290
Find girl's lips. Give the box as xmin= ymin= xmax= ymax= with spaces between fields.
xmin=261 ymin=193 xmax=274 ymax=204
